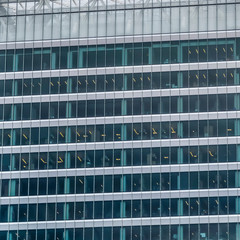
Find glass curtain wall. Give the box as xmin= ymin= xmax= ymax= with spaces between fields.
xmin=0 ymin=1 xmax=239 ymax=42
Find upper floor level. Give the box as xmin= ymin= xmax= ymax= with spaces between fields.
xmin=0 ymin=38 xmax=239 ymax=72
xmin=0 ymin=0 xmax=240 ymax=42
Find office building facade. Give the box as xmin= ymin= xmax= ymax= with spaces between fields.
xmin=0 ymin=0 xmax=240 ymax=239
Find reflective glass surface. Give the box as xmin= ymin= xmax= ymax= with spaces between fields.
xmin=0 ymin=119 xmax=238 ymax=146
xmin=0 ymin=38 xmax=237 ymax=72
xmin=0 ymin=144 xmax=237 ymax=171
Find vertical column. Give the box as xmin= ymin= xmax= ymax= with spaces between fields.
xmin=121 ymin=149 xmax=127 ymax=167
xmin=237 ymin=145 xmax=240 ymax=162
xmin=121 ymin=124 xmax=127 ymax=142
xmin=177 ymin=147 xmax=183 ymax=164
xmin=178 ymin=72 xmax=184 ymax=88
xmin=177 ymin=96 xmax=183 ymax=113
xmin=65 ymin=203 xmax=69 ymax=221
xmin=66 ymin=152 xmax=71 ymax=169
xmin=148 ymin=44 xmax=152 ymax=65
xmin=10 ymin=179 xmax=17 ymax=197
xmin=11 ymin=129 xmax=15 ymax=146
xmin=234 ymin=94 xmax=240 ymax=110
xmin=234 ymin=69 xmax=240 ymax=85
xmin=65 ymin=229 xmax=70 ymax=240
xmin=234 ymin=119 xmax=240 ymax=136
xmin=177 ymin=122 xmax=183 ymax=138
xmin=68 ymin=77 xmax=72 ymax=93
xmin=9 ymin=205 xmax=14 ymax=223
xmin=236 ymin=223 xmax=240 ymax=240
xmin=178 ymin=199 xmax=183 ymax=216
xmin=67 ymin=125 xmax=72 ymax=145
xmin=13 ymin=104 xmax=17 ymax=121
xmin=51 ymin=51 xmax=56 ymax=70
xmin=120 ymin=200 xmax=126 ymax=218
xmin=121 ymin=99 xmax=127 ymax=116
xmin=11 ymin=154 xmax=17 ymax=171
xmin=236 ymin=197 xmax=240 ymax=214
xmin=177 ymin=174 xmax=181 ymax=190
xmin=65 ymin=175 xmax=70 ymax=194
xmin=178 ymin=225 xmax=184 ymax=240
xmin=67 ymin=101 xmax=72 ymax=118
xmin=120 ymin=175 xmax=127 ymax=221
xmin=9 ymin=232 xmax=14 ymax=240
xmin=120 ymin=227 xmax=126 ymax=240
xmin=177 ymin=72 xmax=182 ymax=90
xmin=123 ymin=75 xmax=128 ymax=91
xmin=235 ymin=166 xmax=240 ymax=188
xmin=68 ymin=49 xmax=71 ymax=69
xmin=13 ymin=79 xmax=18 ymax=96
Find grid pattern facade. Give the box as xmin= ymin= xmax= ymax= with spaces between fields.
xmin=1 ymin=0 xmax=240 ymax=41
xmin=1 ymin=0 xmax=240 ymax=240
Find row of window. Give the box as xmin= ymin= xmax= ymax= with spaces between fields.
xmin=0 ymin=145 xmax=237 ymax=172
xmin=0 ymin=94 xmax=238 ymax=121
xmin=1 ymin=170 xmax=237 ymax=197
xmin=0 ymin=196 xmax=238 ymax=223
xmin=0 ymin=223 xmax=236 ymax=240
xmin=0 ymin=39 xmax=237 ymax=72
xmin=0 ymin=69 xmax=237 ymax=96
xmin=0 ymin=119 xmax=237 ymax=146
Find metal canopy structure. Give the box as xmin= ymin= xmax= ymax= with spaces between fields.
xmin=0 ymin=0 xmax=218 ymax=15
xmin=0 ymin=0 xmax=238 ymax=42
